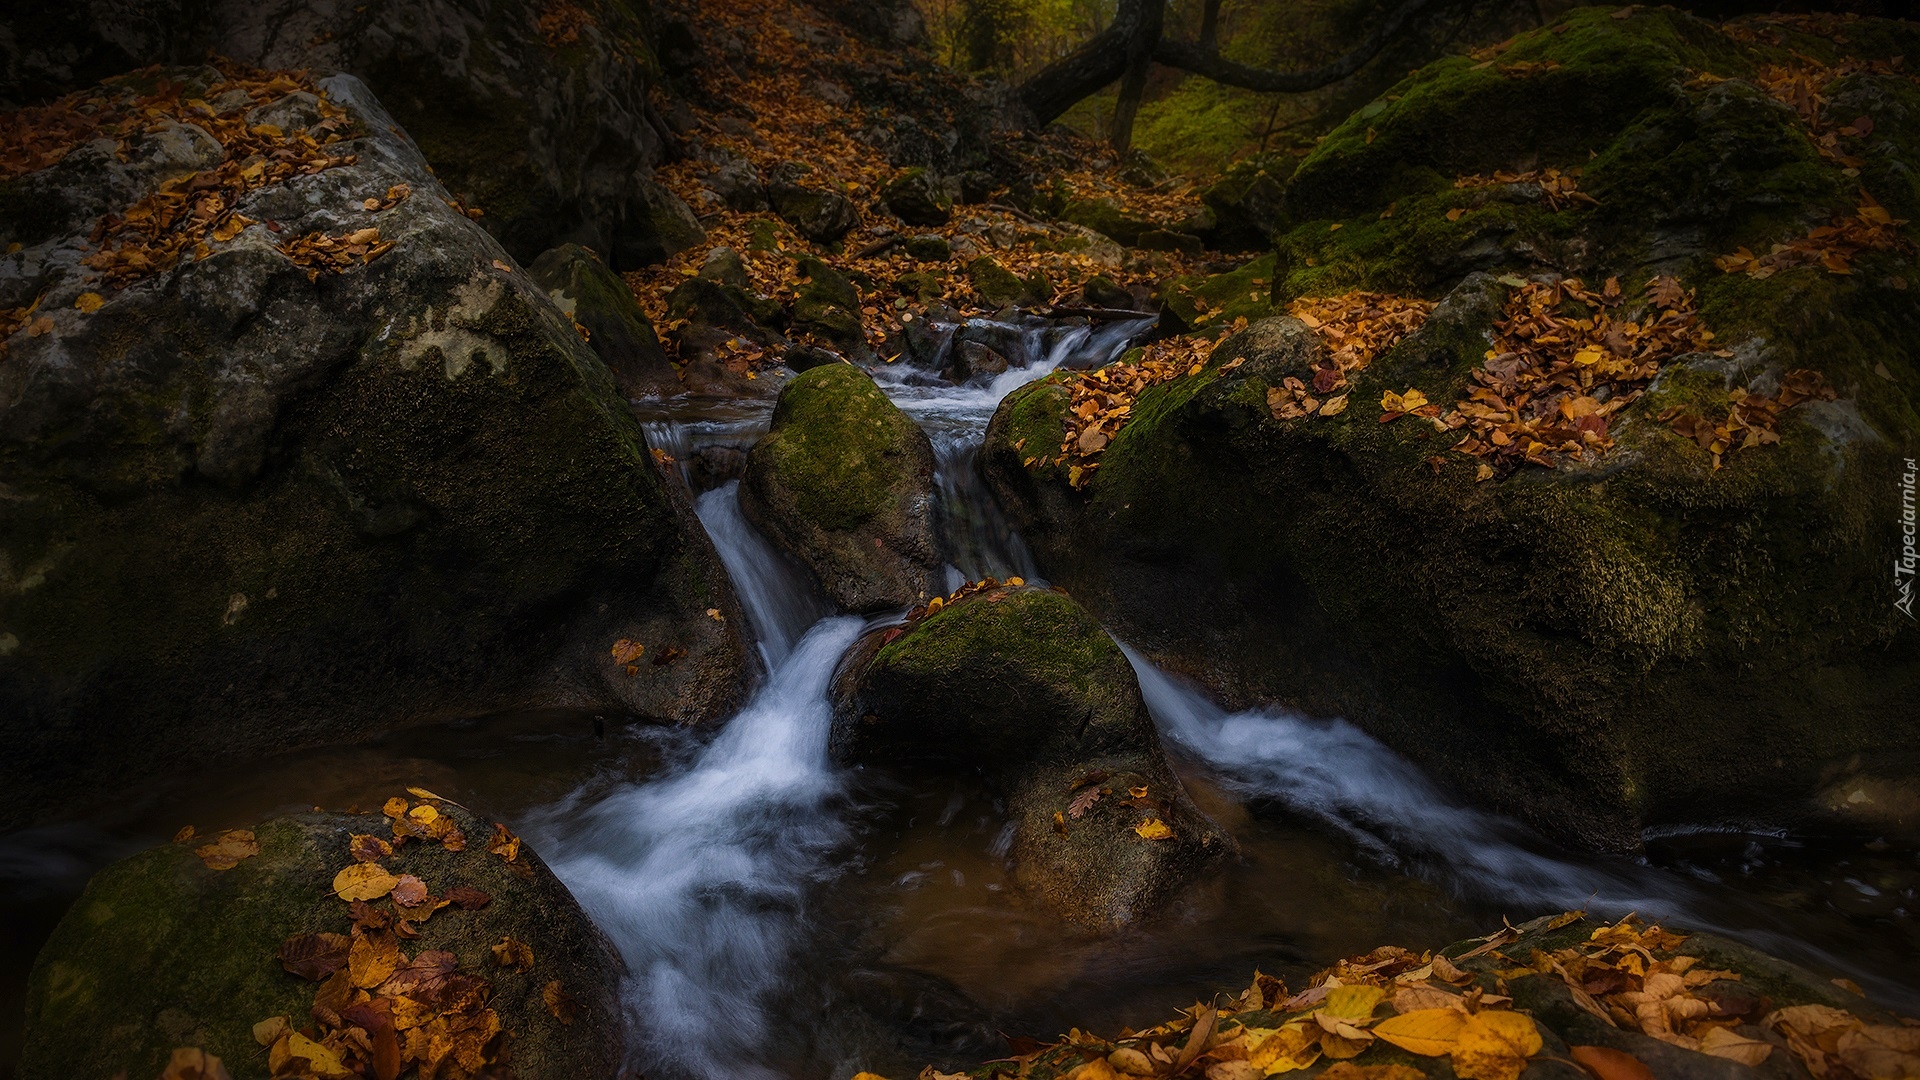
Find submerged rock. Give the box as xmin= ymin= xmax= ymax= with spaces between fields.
xmin=740 ymin=365 xmax=940 ymax=611
xmin=529 ymin=243 xmax=678 ymax=399
xmin=833 ymin=585 xmax=1230 ymax=929
xmin=20 ymin=800 xmax=622 ymax=1080
xmin=0 ymin=70 xmax=748 ymax=830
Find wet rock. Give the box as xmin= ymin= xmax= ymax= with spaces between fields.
xmin=3 ymin=0 xmax=681 ymax=266
xmin=905 ymin=233 xmax=953 ymax=261
xmin=833 ymin=586 xmax=1231 ymax=929
xmin=950 ymin=340 xmax=1009 ymax=382
xmin=741 ymin=365 xmax=940 ymax=611
xmin=792 ymin=256 xmax=875 ymax=364
xmin=19 ymin=801 xmax=623 ymax=1080
xmin=966 ymin=255 xmax=1049 ymax=309
xmin=666 ymin=275 xmax=788 ymax=400
xmin=883 ymin=167 xmax=958 ymax=227
xmin=615 ymin=178 xmax=707 ymax=268
xmin=0 ymin=72 xmax=749 ymax=829
xmin=529 ymin=243 xmax=678 ymax=399
xmin=784 ymin=343 xmax=842 ymax=372
xmin=768 ymin=161 xmax=860 ymax=244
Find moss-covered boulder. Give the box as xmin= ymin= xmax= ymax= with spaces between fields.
xmin=793 ymin=256 xmax=876 ymax=363
xmin=0 ymin=70 xmax=749 ymax=831
xmin=882 ymin=167 xmax=957 ymax=227
xmin=983 ymin=11 xmax=1920 ymax=852
xmin=967 ymin=256 xmax=1050 ymax=309
xmin=21 ymin=800 xmax=622 ymax=1080
xmin=2 ymin=0 xmax=689 ymax=267
xmin=1059 ymin=197 xmax=1159 ymax=248
xmin=740 ymin=365 xmax=940 ymax=611
xmin=529 ymin=243 xmax=677 ymax=399
xmin=833 ymin=586 xmax=1231 ymax=929
xmin=768 ymin=162 xmax=861 ymax=244
xmin=1199 ymin=153 xmax=1293 ymax=251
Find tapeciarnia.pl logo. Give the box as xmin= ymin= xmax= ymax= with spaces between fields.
xmin=1900 ymin=457 xmax=1917 ymax=620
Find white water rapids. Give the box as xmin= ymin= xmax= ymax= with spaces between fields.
xmin=528 ymin=314 xmax=1915 ymax=1078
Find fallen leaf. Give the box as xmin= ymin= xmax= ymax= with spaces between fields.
xmin=349 ymin=930 xmax=402 ymax=988
xmin=349 ymin=833 xmax=393 ymax=863
xmin=193 ymin=829 xmax=259 ymax=870
xmin=391 ymin=874 xmax=428 ymax=906
xmin=279 ymin=931 xmax=351 ymax=980
xmin=1134 ymin=818 xmax=1174 ymax=841
xmin=1451 ymin=1011 xmax=1542 ymax=1080
xmin=544 ymin=980 xmax=579 ymax=1025
xmin=1373 ymin=1008 xmax=1469 ymax=1056
xmin=492 ymin=935 xmax=535 ymax=970
xmin=158 ymin=1047 xmax=232 ymax=1080
xmin=1698 ymin=1026 xmax=1772 ymax=1066
xmin=74 ymin=292 xmax=104 ymax=313
xmin=332 ymin=862 xmax=400 ymax=901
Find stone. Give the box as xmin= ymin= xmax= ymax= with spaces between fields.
xmin=19 ymin=802 xmax=623 ymax=1080
xmin=767 ymin=161 xmax=860 ymax=244
xmin=833 ymin=586 xmax=1231 ymax=929
xmin=882 ymin=167 xmax=958 ymax=227
xmin=904 ymin=233 xmax=953 ymax=261
xmin=0 ymin=71 xmax=748 ymax=831
xmin=739 ymin=365 xmax=940 ymax=611
xmin=529 ymin=243 xmax=678 ymax=399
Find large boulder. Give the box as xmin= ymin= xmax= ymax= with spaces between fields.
xmin=881 ymin=167 xmax=956 ymax=227
xmin=21 ymin=797 xmax=622 ymax=1080
xmin=767 ymin=161 xmax=861 ymax=245
xmin=1 ymin=0 xmax=688 ymax=268
xmin=792 ymin=256 xmax=876 ymax=363
xmin=529 ymin=243 xmax=678 ymax=399
xmin=740 ymin=364 xmax=940 ymax=612
xmin=0 ymin=68 xmax=749 ymax=830
xmin=833 ymin=585 xmax=1231 ymax=929
xmin=982 ymin=10 xmax=1920 ymax=852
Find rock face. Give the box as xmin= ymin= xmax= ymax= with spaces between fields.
xmin=0 ymin=69 xmax=748 ymax=831
xmin=529 ymin=243 xmax=678 ymax=399
xmin=740 ymin=365 xmax=940 ymax=611
xmin=2 ymin=0 xmax=686 ymax=267
xmin=983 ymin=10 xmax=1920 ymax=852
xmin=21 ymin=800 xmax=622 ymax=1080
xmin=833 ymin=586 xmax=1231 ymax=929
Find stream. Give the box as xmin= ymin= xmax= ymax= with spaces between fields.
xmin=3 ymin=313 xmax=1917 ymax=1078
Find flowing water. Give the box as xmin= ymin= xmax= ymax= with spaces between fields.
xmin=3 ymin=313 xmax=1917 ymax=1079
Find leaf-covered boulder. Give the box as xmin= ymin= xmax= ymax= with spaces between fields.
xmin=833 ymin=585 xmax=1231 ymax=929
xmin=739 ymin=364 xmax=941 ymax=611
xmin=0 ymin=68 xmax=749 ymax=831
xmin=2 ymin=0 xmax=691 ymax=268
xmin=983 ymin=10 xmax=1920 ymax=852
xmin=20 ymin=799 xmax=621 ymax=1080
xmin=529 ymin=243 xmax=678 ymax=399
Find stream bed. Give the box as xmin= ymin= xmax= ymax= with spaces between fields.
xmin=3 ymin=314 xmax=1917 ymax=1078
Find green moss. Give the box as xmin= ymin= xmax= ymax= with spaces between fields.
xmin=753 ymin=365 xmax=919 ymax=532
xmin=991 ymin=375 xmax=1076 ymax=483
xmin=1162 ymin=254 xmax=1281 ymax=328
xmin=967 ymin=256 xmax=1048 ymax=308
xmin=1058 ymin=198 xmax=1157 ymax=247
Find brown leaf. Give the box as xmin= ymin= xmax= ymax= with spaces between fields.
xmin=193 ymin=829 xmax=259 ymax=870
xmin=544 ymin=980 xmax=579 ymax=1025
xmin=279 ymin=932 xmax=352 ymax=981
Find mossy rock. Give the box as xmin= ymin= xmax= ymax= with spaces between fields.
xmin=20 ymin=803 xmax=622 ymax=1080
xmin=793 ymin=256 xmax=875 ymax=363
xmin=529 ymin=243 xmax=677 ymax=398
xmin=739 ymin=364 xmax=941 ymax=611
xmin=967 ymin=256 xmax=1050 ymax=309
xmin=1059 ymin=197 xmax=1158 ymax=247
xmin=833 ymin=586 xmax=1231 ymax=929
xmin=882 ymin=167 xmax=957 ymax=227
xmin=768 ymin=162 xmax=860 ymax=244
xmin=985 ymin=283 xmax=1919 ymax=849
xmin=905 ymin=233 xmax=953 ymax=262
xmin=1200 ymin=153 xmax=1294 ymax=251
xmin=0 ymin=73 xmax=749 ymax=831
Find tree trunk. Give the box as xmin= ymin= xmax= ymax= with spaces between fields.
xmin=1109 ymin=0 xmax=1165 ymax=152
xmin=1200 ymin=0 xmax=1222 ymax=49
xmin=1018 ymin=0 xmax=1162 ymax=127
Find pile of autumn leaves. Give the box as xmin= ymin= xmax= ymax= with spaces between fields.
xmin=880 ymin=913 xmax=1919 ymax=1080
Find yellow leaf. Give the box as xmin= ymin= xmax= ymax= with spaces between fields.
xmin=1319 ymin=394 xmax=1349 ymax=417
xmin=253 ymin=1016 xmax=292 ymax=1047
xmin=348 ymin=932 xmax=400 ymax=988
xmin=1321 ymin=984 xmax=1385 ymax=1021
xmin=1451 ymin=1011 xmax=1542 ymax=1080
xmin=1007 ymin=576 xmax=1025 ymax=587
xmin=1373 ymin=1008 xmax=1469 ymax=1056
xmin=74 ymin=292 xmax=105 ymax=313
xmin=1249 ymin=1023 xmax=1321 ymax=1073
xmin=1698 ymin=1026 xmax=1772 ymax=1066
xmin=1400 ymin=388 xmax=1429 ymax=410
xmin=332 ymin=862 xmax=399 ymax=901
xmin=1135 ymin=818 xmax=1174 ymax=841
xmin=283 ymin=1032 xmax=352 ymax=1079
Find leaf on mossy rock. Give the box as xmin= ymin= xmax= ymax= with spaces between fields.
xmin=193 ymin=828 xmax=259 ymax=870
xmin=333 ymin=862 xmax=399 ymax=901
xmin=279 ymin=932 xmax=351 ymax=981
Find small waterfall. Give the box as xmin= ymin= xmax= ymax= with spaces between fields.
xmin=696 ymin=481 xmax=832 ymax=670
xmin=536 ymin=617 xmax=867 ymax=1080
